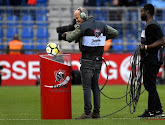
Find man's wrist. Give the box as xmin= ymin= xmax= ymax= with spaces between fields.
xmin=145 ymin=45 xmax=148 ymax=50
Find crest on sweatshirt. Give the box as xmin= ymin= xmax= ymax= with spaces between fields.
xmin=94 ymin=29 xmax=101 ymax=38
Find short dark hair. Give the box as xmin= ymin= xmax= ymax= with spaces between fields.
xmin=143 ymin=4 xmax=155 ymax=16
xmin=13 ymin=34 xmax=19 ymax=40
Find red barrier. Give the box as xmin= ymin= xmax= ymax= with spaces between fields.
xmin=0 ymin=54 xmax=163 ymax=86
xmin=40 ymin=54 xmax=72 ymax=119
xmin=0 ymin=55 xmax=40 ymax=86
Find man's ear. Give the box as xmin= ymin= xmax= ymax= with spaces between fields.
xmin=146 ymin=10 xmax=149 ymax=14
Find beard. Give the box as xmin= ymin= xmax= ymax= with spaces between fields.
xmin=141 ymin=14 xmax=147 ymax=21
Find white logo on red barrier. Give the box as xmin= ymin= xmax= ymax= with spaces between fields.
xmin=44 ymin=76 xmax=70 ymax=88
xmin=120 ymin=56 xmax=131 ymax=83
xmin=101 ymin=60 xmax=117 ymax=80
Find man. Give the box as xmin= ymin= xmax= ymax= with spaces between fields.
xmin=57 ymin=7 xmax=118 ymax=119
xmin=7 ymin=34 xmax=24 ymax=54
xmin=139 ymin=4 xmax=165 ymax=118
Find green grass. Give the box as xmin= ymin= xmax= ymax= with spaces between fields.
xmin=0 ymin=85 xmax=165 ymax=125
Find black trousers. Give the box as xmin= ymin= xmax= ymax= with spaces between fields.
xmin=143 ymin=63 xmax=162 ymax=111
xmin=80 ymin=59 xmax=102 ymax=115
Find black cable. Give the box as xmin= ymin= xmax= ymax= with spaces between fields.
xmin=100 ymin=58 xmax=130 ymax=100
xmin=100 ymin=46 xmax=145 ymax=118
xmin=99 ymin=57 xmax=108 ymax=91
xmin=101 ymin=102 xmax=131 ymax=118
xmin=126 ymin=46 xmax=143 ymax=114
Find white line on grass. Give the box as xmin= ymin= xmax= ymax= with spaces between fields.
xmin=111 ymin=117 xmax=140 ymax=120
xmin=1 ymin=118 xmax=163 ymax=120
xmin=0 ymin=119 xmax=40 ymax=121
xmin=0 ymin=118 xmax=139 ymax=120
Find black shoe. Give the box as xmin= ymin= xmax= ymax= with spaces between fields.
xmin=138 ymin=109 xmax=154 ymax=118
xmin=92 ymin=113 xmax=100 ymax=119
xmin=154 ymin=109 xmax=164 ymax=117
xmin=75 ymin=113 xmax=92 ymax=119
